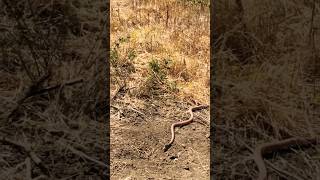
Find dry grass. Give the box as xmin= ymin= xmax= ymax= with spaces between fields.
xmin=0 ymin=0 xmax=108 ymax=179
xmin=213 ymin=0 xmax=320 ymax=179
xmin=111 ymin=0 xmax=210 ymax=104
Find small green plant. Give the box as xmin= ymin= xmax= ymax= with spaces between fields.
xmin=127 ymin=49 xmax=136 ymax=61
xmin=180 ymin=0 xmax=210 ymax=6
xmin=110 ymin=34 xmax=136 ymax=88
xmin=168 ymin=81 xmax=179 ymax=92
xmin=143 ymin=58 xmax=178 ymax=95
xmin=118 ymin=35 xmax=130 ymax=43
xmin=110 ymin=34 xmax=136 ymax=69
xmin=148 ymin=58 xmax=167 ymax=82
xmin=163 ymin=57 xmax=173 ymax=69
xmin=110 ymin=48 xmax=119 ymax=67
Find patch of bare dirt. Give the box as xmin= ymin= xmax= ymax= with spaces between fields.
xmin=110 ymin=96 xmax=209 ymax=179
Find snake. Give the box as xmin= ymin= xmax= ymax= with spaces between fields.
xmin=163 ymin=105 xmax=209 ymax=152
xmin=253 ymin=137 xmax=319 ymax=180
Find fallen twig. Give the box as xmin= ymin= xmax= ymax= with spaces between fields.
xmin=151 ymin=69 xmax=165 ymax=85
xmin=111 ymin=85 xmax=125 ymax=100
xmin=57 ymin=140 xmax=108 ymax=168
xmin=25 ymin=157 xmax=32 ymax=180
xmin=32 ymin=78 xmax=84 ymax=95
xmin=8 ymin=77 xmax=83 ymax=122
xmin=128 ymin=106 xmax=145 ymax=116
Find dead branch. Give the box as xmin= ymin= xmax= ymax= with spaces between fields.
xmin=7 ymin=77 xmax=83 ymax=121
xmin=32 ymin=78 xmax=84 ymax=95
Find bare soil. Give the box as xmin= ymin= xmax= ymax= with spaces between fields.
xmin=110 ymin=96 xmax=210 ymax=179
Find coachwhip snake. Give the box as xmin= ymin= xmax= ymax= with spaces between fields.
xmin=163 ymin=105 xmax=209 ymax=152
xmin=254 ymin=137 xmax=319 ymax=180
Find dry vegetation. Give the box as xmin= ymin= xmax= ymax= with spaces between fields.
xmin=213 ymin=0 xmax=320 ymax=179
xmin=0 ymin=0 xmax=108 ymax=179
xmin=110 ymin=0 xmax=210 ymax=179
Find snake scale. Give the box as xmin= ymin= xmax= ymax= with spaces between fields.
xmin=163 ymin=105 xmax=209 ymax=152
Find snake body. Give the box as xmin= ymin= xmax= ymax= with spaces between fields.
xmin=163 ymin=105 xmax=209 ymax=152
xmin=254 ymin=137 xmax=318 ymax=180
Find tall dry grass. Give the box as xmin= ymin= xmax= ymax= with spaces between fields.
xmin=0 ymin=0 xmax=108 ymax=179
xmin=111 ymin=0 xmax=210 ymax=104
xmin=213 ymin=0 xmax=320 ymax=179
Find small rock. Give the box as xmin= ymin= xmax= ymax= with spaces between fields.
xmin=169 ymin=155 xmax=178 ymax=160
xmin=177 ymin=152 xmax=182 ymax=157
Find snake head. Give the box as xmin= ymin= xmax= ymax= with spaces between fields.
xmin=163 ymin=144 xmax=172 ymax=152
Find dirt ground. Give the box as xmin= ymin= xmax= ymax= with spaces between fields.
xmin=110 ymin=96 xmax=210 ymax=179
